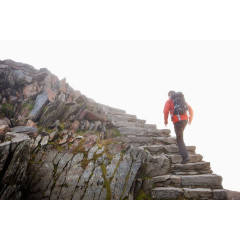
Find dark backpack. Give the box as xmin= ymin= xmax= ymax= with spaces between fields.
xmin=171 ymin=92 xmax=189 ymax=116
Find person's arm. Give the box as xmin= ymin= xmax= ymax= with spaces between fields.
xmin=187 ymin=104 xmax=194 ymax=124
xmin=163 ymin=100 xmax=170 ymax=126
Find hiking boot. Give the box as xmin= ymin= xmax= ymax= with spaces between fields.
xmin=181 ymin=158 xmax=190 ymax=164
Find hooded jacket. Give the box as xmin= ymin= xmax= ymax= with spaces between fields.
xmin=163 ymin=98 xmax=193 ymax=124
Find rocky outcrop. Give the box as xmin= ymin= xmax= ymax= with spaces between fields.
xmin=0 ymin=59 xmax=229 ymax=200
xmin=0 ymin=132 xmax=30 ymax=199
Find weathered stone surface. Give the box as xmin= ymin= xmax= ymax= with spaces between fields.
xmin=0 ymin=141 xmax=11 ymax=173
xmin=40 ymin=136 xmax=49 ymax=146
xmin=23 ymin=82 xmax=39 ymax=98
xmin=79 ymin=109 xmax=107 ymax=122
xmin=59 ymin=78 xmax=67 ymax=93
xmin=212 ymin=189 xmax=228 ymax=200
xmin=180 ymin=174 xmax=223 ymax=188
xmin=30 ymin=92 xmax=49 ymax=119
xmin=26 ymin=120 xmax=36 ymax=128
xmin=0 ymin=124 xmax=10 ymax=135
xmin=83 ymin=135 xmax=98 ymax=151
xmin=118 ymin=127 xmax=147 ymax=136
xmin=70 ymin=120 xmax=80 ymax=132
xmin=171 ymin=162 xmax=211 ymax=173
xmin=0 ymin=133 xmax=30 ymax=199
xmin=11 ymin=126 xmax=37 ymax=136
xmin=151 ymin=187 xmax=183 ymax=200
xmin=146 ymin=155 xmax=171 ymax=177
xmin=183 ymin=188 xmax=212 ymax=200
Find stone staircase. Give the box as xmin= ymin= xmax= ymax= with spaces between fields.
xmin=99 ymin=104 xmax=227 ymax=200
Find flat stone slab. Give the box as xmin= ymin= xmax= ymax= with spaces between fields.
xmin=212 ymin=189 xmax=228 ymax=200
xmin=11 ymin=126 xmax=37 ymax=134
xmin=154 ymin=137 xmax=176 ymax=144
xmin=183 ymin=188 xmax=212 ymax=199
xmin=118 ymin=127 xmax=147 ymax=136
xmin=144 ymin=124 xmax=157 ymax=130
xmin=169 ymin=154 xmax=203 ymax=164
xmin=171 ymin=162 xmax=211 ymax=173
xmin=142 ymin=145 xmax=196 ymax=154
xmin=151 ymin=187 xmax=183 ymax=200
xmin=146 ymin=129 xmax=171 ymax=136
xmin=180 ymin=174 xmax=223 ymax=188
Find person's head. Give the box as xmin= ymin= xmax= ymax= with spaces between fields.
xmin=168 ymin=90 xmax=175 ymax=98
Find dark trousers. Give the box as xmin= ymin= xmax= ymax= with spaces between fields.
xmin=174 ymin=120 xmax=189 ymax=161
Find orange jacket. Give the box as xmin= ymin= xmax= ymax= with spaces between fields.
xmin=163 ymin=98 xmax=193 ymax=124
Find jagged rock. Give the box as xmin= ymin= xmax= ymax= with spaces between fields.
xmin=8 ymin=95 xmax=18 ymax=104
xmin=26 ymin=120 xmax=36 ymax=128
xmin=79 ymin=109 xmax=107 ymax=122
xmin=59 ymin=78 xmax=67 ymax=93
xmin=32 ymin=134 xmax=42 ymax=148
xmin=49 ymin=130 xmax=58 ymax=141
xmin=87 ymin=145 xmax=99 ymax=160
xmin=11 ymin=126 xmax=38 ymax=137
xmin=83 ymin=135 xmax=98 ymax=151
xmin=17 ymin=115 xmax=26 ymax=126
xmin=45 ymin=88 xmax=56 ymax=103
xmin=23 ymin=82 xmax=39 ymax=98
xmin=2 ymin=98 xmax=7 ymax=104
xmin=146 ymin=155 xmax=171 ymax=177
xmin=30 ymin=92 xmax=49 ymax=119
xmin=0 ymin=132 xmax=30 ymax=199
xmin=70 ymin=120 xmax=80 ymax=132
xmin=58 ymin=92 xmax=66 ymax=102
xmin=0 ymin=118 xmax=11 ymax=126
xmin=40 ymin=136 xmax=49 ymax=146
xmin=0 ymin=124 xmax=10 ymax=135
xmin=59 ymin=134 xmax=69 ymax=145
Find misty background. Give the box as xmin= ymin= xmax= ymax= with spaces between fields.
xmin=1 ymin=40 xmax=239 ymax=190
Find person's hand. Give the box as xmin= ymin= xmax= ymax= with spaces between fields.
xmin=165 ymin=123 xmax=168 ymax=127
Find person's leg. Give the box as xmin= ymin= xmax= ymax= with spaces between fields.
xmin=174 ymin=120 xmax=189 ymax=163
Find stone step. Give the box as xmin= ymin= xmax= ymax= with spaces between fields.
xmin=146 ymin=129 xmax=171 ymax=137
xmin=153 ymin=137 xmax=176 ymax=145
xmin=118 ymin=127 xmax=147 ymax=136
xmin=111 ymin=120 xmax=140 ymax=128
xmin=118 ymin=127 xmax=171 ymax=137
xmin=151 ymin=187 xmax=227 ymax=200
xmin=153 ymin=174 xmax=223 ymax=189
xmin=168 ymin=153 xmax=203 ymax=164
xmin=117 ymin=136 xmax=176 ymax=145
xmin=170 ymin=161 xmax=211 ymax=174
xmin=142 ymin=145 xmax=196 ymax=154
xmin=114 ymin=136 xmax=154 ymax=144
xmin=151 ymin=187 xmax=183 ymax=200
xmin=144 ymin=124 xmax=157 ymax=130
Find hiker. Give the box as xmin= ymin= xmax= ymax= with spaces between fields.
xmin=163 ymin=91 xmax=194 ymax=164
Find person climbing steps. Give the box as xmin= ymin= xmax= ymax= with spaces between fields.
xmin=163 ymin=90 xmax=194 ymax=164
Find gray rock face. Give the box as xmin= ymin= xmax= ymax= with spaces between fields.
xmin=26 ymin=140 xmax=149 ymax=200
xmin=30 ymin=92 xmax=49 ymax=119
xmin=0 ymin=133 xmax=30 ymax=199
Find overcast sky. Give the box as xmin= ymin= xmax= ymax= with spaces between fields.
xmin=1 ymin=40 xmax=239 ymax=191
